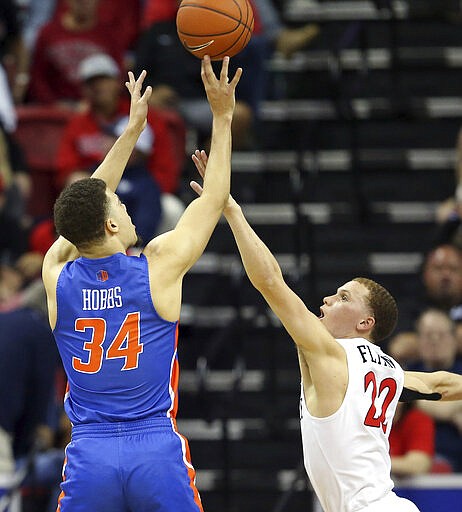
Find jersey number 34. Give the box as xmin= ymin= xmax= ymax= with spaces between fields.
xmin=72 ymin=312 xmax=143 ymax=373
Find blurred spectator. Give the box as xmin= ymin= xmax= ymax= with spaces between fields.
xmin=21 ymin=0 xmax=57 ymax=51
xmin=0 ymin=306 xmax=59 ymax=474
xmin=0 ymin=125 xmax=32 ymax=262
xmin=252 ymin=0 xmax=319 ymax=59
xmin=28 ymin=0 xmax=125 ymax=108
xmin=22 ymin=0 xmax=140 ymax=61
xmin=389 ymin=401 xmax=434 ymax=477
xmin=435 ymin=127 xmax=462 ymax=249
xmin=408 ymin=308 xmax=462 ymax=472
xmin=0 ymin=0 xmax=29 ymax=112
xmin=0 ymin=256 xmax=48 ymax=317
xmin=56 ymin=53 xmax=184 ymax=239
xmin=388 ymin=243 xmax=462 ymax=363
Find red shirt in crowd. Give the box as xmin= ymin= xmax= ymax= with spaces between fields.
xmin=389 ymin=407 xmax=435 ymax=458
xmin=54 ymin=0 xmax=140 ymax=51
xmin=56 ymin=98 xmax=185 ymax=194
xmin=29 ymin=18 xmax=124 ymax=104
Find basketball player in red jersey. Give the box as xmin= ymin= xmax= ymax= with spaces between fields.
xmin=191 ymin=150 xmax=462 ymax=512
xmin=41 ymin=56 xmax=241 ymax=512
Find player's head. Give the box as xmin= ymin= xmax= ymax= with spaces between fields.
xmin=319 ymin=277 xmax=397 ymax=343
xmin=54 ymin=178 xmax=137 ymax=251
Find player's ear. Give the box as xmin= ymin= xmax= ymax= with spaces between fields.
xmin=358 ymin=316 xmax=375 ymax=332
xmin=106 ymin=217 xmax=119 ymax=233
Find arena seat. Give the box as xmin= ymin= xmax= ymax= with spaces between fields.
xmin=14 ymin=105 xmax=72 ymax=218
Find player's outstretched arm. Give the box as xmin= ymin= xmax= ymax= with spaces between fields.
xmin=91 ymin=70 xmax=152 ymax=192
xmin=43 ymin=71 xmax=152 ymax=277
xmin=404 ymin=370 xmax=462 ymax=401
xmin=144 ymin=56 xmax=241 ymax=276
xmin=189 ymin=151 xmax=336 ymax=357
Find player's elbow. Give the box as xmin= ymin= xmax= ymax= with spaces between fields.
xmin=251 ymin=270 xmax=284 ymax=295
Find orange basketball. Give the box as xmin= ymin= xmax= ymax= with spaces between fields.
xmin=176 ymin=0 xmax=254 ymax=60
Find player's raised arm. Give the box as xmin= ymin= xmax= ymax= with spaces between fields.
xmin=91 ymin=70 xmax=152 ymax=191
xmin=189 ymin=150 xmax=335 ymax=357
xmin=43 ymin=71 xmax=151 ymax=268
xmin=144 ymin=56 xmax=242 ymax=276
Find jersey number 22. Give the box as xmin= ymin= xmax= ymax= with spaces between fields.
xmin=364 ymin=371 xmax=397 ymax=433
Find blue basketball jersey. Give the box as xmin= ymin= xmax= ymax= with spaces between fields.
xmin=54 ymin=252 xmax=180 ymax=424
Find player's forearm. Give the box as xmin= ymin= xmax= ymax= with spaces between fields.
xmin=433 ymin=371 xmax=462 ymax=401
xmin=200 ymin=116 xmax=233 ymax=208
xmin=91 ymin=124 xmax=144 ymax=192
xmin=405 ymin=370 xmax=462 ymax=402
xmin=224 ymin=201 xmax=283 ymax=290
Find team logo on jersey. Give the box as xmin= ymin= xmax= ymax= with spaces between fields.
xmin=97 ymin=270 xmax=109 ymax=282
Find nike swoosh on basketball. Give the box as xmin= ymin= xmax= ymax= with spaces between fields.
xmin=184 ymin=40 xmax=215 ymax=52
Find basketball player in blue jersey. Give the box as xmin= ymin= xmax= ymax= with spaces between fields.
xmin=191 ymin=151 xmax=462 ymax=512
xmin=41 ymin=56 xmax=242 ymax=512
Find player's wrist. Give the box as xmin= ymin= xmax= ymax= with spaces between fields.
xmin=223 ymin=197 xmax=240 ymax=217
xmin=212 ymin=111 xmax=233 ymax=124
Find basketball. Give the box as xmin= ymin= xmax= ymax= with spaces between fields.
xmin=176 ymin=0 xmax=254 ymax=60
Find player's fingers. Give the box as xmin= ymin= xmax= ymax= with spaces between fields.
xmin=192 ymin=152 xmax=206 ymax=177
xmin=197 ymin=149 xmax=208 ymax=172
xmin=202 ymin=55 xmax=214 ymax=84
xmin=200 ymin=150 xmax=208 ymax=165
xmin=141 ymin=85 xmax=152 ymax=102
xmin=200 ymin=58 xmax=209 ymax=87
xmin=190 ymin=180 xmax=203 ymax=196
xmin=136 ymin=70 xmax=147 ymax=87
xmin=220 ymin=56 xmax=230 ymax=83
xmin=229 ymin=67 xmax=243 ymax=89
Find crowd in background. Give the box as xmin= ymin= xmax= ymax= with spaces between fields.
xmin=0 ymin=0 xmax=462 ymax=511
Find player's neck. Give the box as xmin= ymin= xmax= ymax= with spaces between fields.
xmin=79 ymin=238 xmax=127 ymax=259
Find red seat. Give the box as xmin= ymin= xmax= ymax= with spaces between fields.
xmin=14 ymin=105 xmax=72 ymax=218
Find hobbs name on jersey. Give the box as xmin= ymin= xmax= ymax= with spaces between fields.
xmin=82 ymin=287 xmax=123 ymax=311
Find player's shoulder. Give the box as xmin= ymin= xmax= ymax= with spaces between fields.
xmin=142 ymin=231 xmax=174 ymax=259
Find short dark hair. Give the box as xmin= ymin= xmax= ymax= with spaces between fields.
xmin=54 ymin=178 xmax=108 ymax=248
xmin=353 ymin=277 xmax=398 ymax=343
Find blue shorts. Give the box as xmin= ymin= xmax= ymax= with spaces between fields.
xmin=56 ymin=417 xmax=203 ymax=512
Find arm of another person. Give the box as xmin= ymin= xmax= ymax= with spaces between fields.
xmin=404 ymin=370 xmax=462 ymax=401
xmin=189 ymin=151 xmax=344 ymax=418
xmin=190 ymin=151 xmax=337 ymax=358
xmin=42 ymin=71 xmax=152 ymax=323
xmin=142 ymin=57 xmax=241 ymax=321
xmin=392 ymin=450 xmax=433 ymax=477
